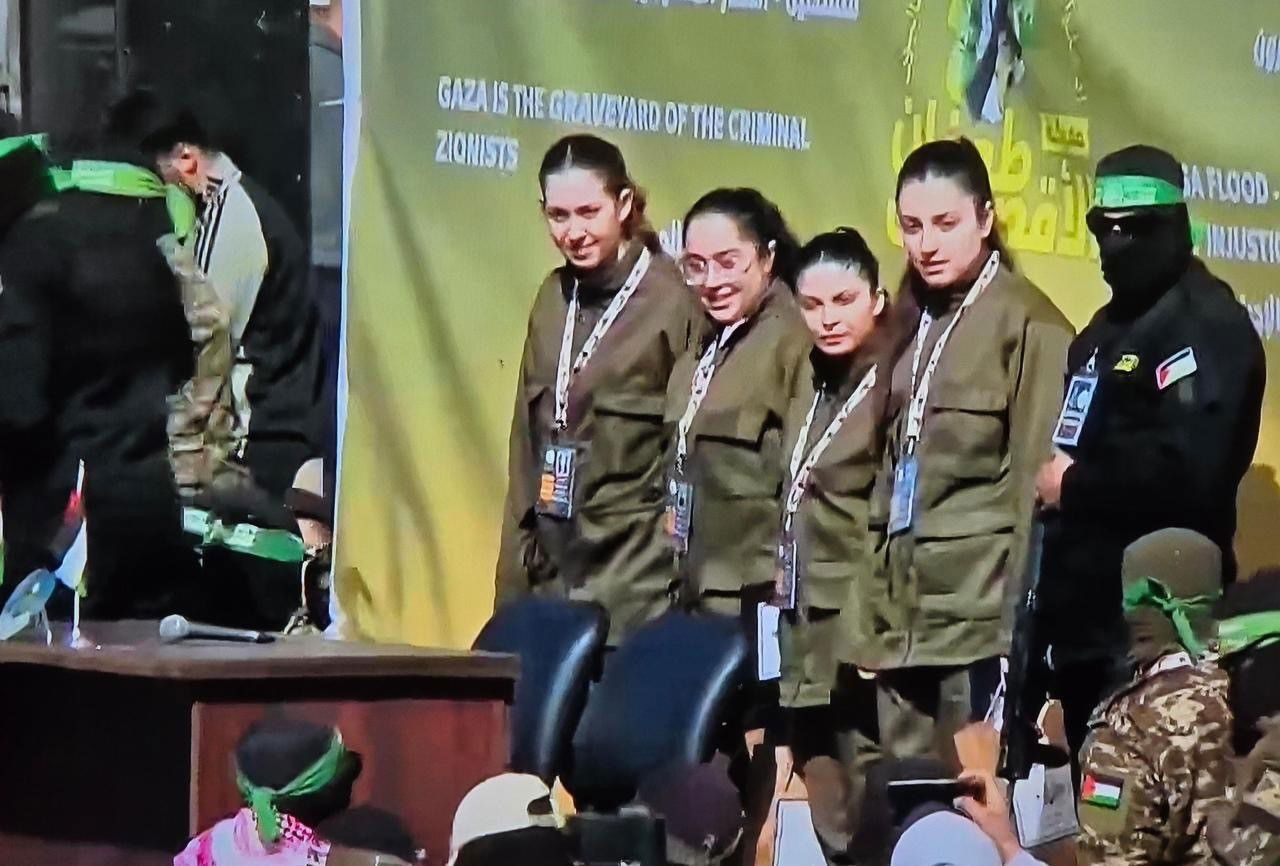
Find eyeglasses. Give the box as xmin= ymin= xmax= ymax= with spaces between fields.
xmin=679 ymin=249 xmax=757 ymax=285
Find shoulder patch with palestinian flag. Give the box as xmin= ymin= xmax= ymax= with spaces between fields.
xmin=1155 ymin=347 xmax=1197 ymax=391
xmin=1081 ymin=772 xmax=1124 ymax=809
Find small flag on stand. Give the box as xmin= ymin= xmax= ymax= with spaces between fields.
xmin=52 ymin=461 xmax=87 ymax=593
xmin=52 ymin=461 xmax=87 ymax=643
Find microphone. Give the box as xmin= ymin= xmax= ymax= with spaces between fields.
xmin=158 ymin=614 xmax=275 ymax=644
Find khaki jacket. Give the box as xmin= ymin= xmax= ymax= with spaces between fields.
xmin=663 ymin=280 xmax=810 ymax=597
xmin=496 ymin=241 xmax=702 ymax=643
xmin=852 ymin=265 xmax=1073 ymax=668
xmin=778 ymin=350 xmax=888 ymax=707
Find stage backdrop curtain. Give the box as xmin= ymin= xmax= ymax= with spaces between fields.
xmin=335 ymin=0 xmax=1280 ymax=646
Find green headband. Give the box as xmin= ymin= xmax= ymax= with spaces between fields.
xmin=1122 ymin=576 xmax=1220 ymax=658
xmin=1218 ymin=611 xmax=1280 ymax=657
xmin=235 ymin=731 xmax=348 ymax=844
xmin=1093 ymin=174 xmax=1184 ymax=210
xmin=183 ymin=508 xmax=308 ymax=564
xmin=50 ymin=160 xmax=197 ymax=240
xmin=0 ymin=133 xmax=49 ymax=161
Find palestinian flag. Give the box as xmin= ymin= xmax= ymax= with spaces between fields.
xmin=50 ymin=461 xmax=87 ymax=592
xmin=1081 ymin=773 xmax=1123 ymax=810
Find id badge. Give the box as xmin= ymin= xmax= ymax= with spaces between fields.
xmin=1051 ymin=373 xmax=1098 ymax=447
xmin=888 ymin=455 xmax=918 ymax=536
xmin=535 ymin=443 xmax=577 ymax=519
xmin=665 ymin=477 xmax=695 ymax=554
xmin=756 ymin=602 xmax=782 ymax=682
xmin=772 ymin=537 xmax=798 ymax=610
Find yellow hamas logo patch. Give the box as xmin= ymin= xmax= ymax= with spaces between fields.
xmin=1113 ymin=354 xmax=1140 ymax=373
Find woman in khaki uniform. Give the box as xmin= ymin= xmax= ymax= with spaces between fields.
xmin=663 ymin=188 xmax=810 ymax=621
xmin=662 ymin=188 xmax=809 ymax=844
xmin=495 ymin=134 xmax=701 ymax=644
xmin=774 ymin=228 xmax=895 ymax=853
xmin=850 ymin=138 xmax=1073 ymax=764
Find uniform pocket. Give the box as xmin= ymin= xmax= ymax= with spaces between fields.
xmin=589 ymin=390 xmax=667 ymax=486
xmin=802 ymin=560 xmax=854 ymax=610
xmin=926 ymin=382 xmax=1009 ymax=480
xmin=911 ymin=529 xmax=1011 ymax=622
xmin=694 ymin=405 xmax=781 ymax=499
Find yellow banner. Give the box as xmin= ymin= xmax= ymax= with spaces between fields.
xmin=340 ymin=0 xmax=1280 ymax=645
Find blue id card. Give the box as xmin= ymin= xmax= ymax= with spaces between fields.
xmin=888 ymin=455 xmax=919 ymax=536
xmin=1051 ymin=373 xmax=1098 ymax=447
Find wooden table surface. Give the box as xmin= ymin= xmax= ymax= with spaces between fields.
xmin=0 ymin=619 xmax=518 ymax=680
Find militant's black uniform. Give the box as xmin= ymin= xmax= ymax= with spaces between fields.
xmin=0 ymin=145 xmax=202 ymax=618
xmin=1036 ymin=146 xmax=1266 ymax=757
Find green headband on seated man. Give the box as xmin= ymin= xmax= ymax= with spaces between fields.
xmin=236 ymin=730 xmax=349 ymax=844
xmin=1122 ymin=576 xmax=1221 ymax=659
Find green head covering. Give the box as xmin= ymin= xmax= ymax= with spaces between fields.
xmin=1092 ymin=174 xmax=1185 ymax=210
xmin=0 ymin=133 xmax=49 ymax=161
xmin=235 ymin=729 xmax=349 ymax=844
xmin=1120 ymin=528 xmax=1222 ymax=664
xmin=1218 ymin=611 xmax=1280 ymax=657
xmin=50 ymin=160 xmax=196 ymax=240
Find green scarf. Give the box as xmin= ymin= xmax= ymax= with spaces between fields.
xmin=1218 ymin=611 xmax=1280 ymax=657
xmin=49 ymin=160 xmax=197 ymax=241
xmin=0 ymin=133 xmax=49 ymax=161
xmin=235 ymin=731 xmax=348 ymax=844
xmin=182 ymin=507 xmax=307 ymax=564
xmin=1122 ymin=576 xmax=1221 ymax=659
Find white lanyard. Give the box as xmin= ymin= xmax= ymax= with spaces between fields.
xmin=553 ymin=247 xmax=652 ymax=429
xmin=903 ymin=251 xmax=1001 ymax=451
xmin=674 ymin=319 xmax=746 ymax=470
xmin=782 ymin=364 xmax=878 ymax=532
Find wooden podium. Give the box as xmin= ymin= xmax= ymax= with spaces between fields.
xmin=0 ymin=621 xmax=516 ymax=866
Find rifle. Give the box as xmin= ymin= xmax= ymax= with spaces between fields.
xmin=998 ymin=514 xmax=1068 ymax=780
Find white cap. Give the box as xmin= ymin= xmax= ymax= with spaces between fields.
xmin=292 ymin=457 xmax=325 ymax=496
xmin=890 ymin=811 xmax=1002 ymax=866
xmin=447 ymin=774 xmax=562 ymax=866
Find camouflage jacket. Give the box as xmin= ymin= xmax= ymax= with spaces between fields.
xmin=157 ymin=234 xmax=245 ymax=502
xmin=1078 ymin=655 xmax=1233 ymax=865
xmin=1208 ymin=714 xmax=1280 ymax=866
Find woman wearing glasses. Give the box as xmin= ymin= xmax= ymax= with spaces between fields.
xmin=496 ymin=134 xmax=702 ymax=645
xmin=663 ymin=188 xmax=809 ymax=621
xmin=662 ymin=187 xmax=810 ymax=825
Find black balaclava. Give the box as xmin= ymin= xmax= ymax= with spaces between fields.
xmin=0 ymin=141 xmax=53 ymax=241
xmin=1088 ymin=145 xmax=1193 ymax=320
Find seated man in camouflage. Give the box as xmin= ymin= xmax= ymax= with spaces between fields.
xmin=1076 ymin=527 xmax=1233 ymax=865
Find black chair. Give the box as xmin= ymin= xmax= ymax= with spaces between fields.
xmin=565 ymin=610 xmax=748 ymax=811
xmin=472 ymin=596 xmax=609 ymax=783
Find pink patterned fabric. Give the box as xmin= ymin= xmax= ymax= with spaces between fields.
xmin=174 ymin=808 xmax=329 ymax=866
